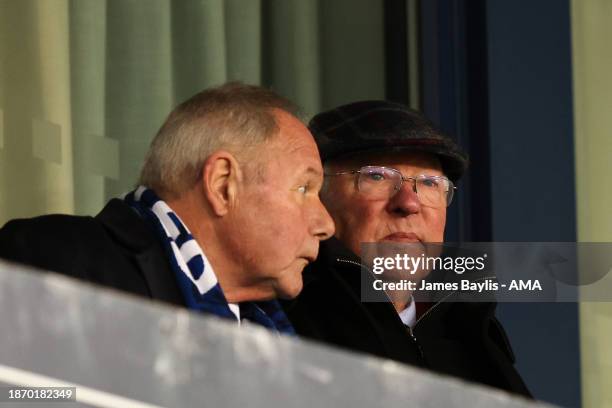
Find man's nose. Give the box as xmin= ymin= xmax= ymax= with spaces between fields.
xmin=386 ymin=180 xmax=421 ymax=216
xmin=310 ymin=199 xmax=335 ymax=240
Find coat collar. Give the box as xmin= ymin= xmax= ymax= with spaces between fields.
xmin=96 ymin=199 xmax=184 ymax=307
xmin=307 ymin=238 xmax=497 ymax=330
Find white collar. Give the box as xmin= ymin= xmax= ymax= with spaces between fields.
xmin=398 ymin=299 xmax=416 ymax=329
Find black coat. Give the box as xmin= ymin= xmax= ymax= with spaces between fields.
xmin=0 ymin=199 xmax=184 ymax=307
xmin=283 ymin=237 xmax=531 ymax=397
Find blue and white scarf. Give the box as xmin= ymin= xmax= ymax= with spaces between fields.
xmin=124 ymin=186 xmax=295 ymax=335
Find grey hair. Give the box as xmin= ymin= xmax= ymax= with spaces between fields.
xmin=139 ymin=82 xmax=299 ymax=199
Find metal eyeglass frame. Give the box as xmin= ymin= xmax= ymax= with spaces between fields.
xmin=324 ymin=165 xmax=456 ymax=207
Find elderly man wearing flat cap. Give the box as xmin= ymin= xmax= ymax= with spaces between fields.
xmin=283 ymin=100 xmax=531 ymax=396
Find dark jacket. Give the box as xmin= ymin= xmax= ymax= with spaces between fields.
xmin=283 ymin=237 xmax=531 ymax=397
xmin=0 ymin=199 xmax=184 ymax=307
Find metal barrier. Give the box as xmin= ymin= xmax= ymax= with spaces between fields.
xmin=0 ymin=260 xmax=552 ymax=408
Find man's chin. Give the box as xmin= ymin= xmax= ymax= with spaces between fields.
xmin=275 ymin=277 xmax=304 ymax=300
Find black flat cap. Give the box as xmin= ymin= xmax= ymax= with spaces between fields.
xmin=309 ymin=100 xmax=469 ymax=182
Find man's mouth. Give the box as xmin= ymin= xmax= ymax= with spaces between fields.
xmin=301 ymin=254 xmax=317 ymax=263
xmin=381 ymin=232 xmax=421 ymax=242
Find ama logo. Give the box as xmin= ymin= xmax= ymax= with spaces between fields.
xmin=508 ymin=280 xmax=542 ymax=291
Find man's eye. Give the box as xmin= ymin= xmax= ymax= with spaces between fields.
xmin=366 ymin=172 xmax=386 ymax=182
xmin=420 ymin=177 xmax=440 ymax=188
xmin=297 ymin=185 xmax=309 ymax=194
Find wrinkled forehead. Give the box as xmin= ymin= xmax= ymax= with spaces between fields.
xmin=325 ymin=151 xmax=444 ymax=174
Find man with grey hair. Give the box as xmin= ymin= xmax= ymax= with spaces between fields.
xmin=0 ymin=82 xmax=334 ymax=333
xmin=283 ymin=100 xmax=531 ymax=394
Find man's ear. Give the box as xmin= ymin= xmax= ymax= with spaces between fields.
xmin=201 ymin=151 xmax=242 ymax=216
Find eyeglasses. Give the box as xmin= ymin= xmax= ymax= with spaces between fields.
xmin=325 ymin=165 xmax=456 ymax=208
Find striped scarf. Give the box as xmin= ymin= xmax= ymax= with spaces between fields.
xmin=124 ymin=186 xmax=295 ymax=335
